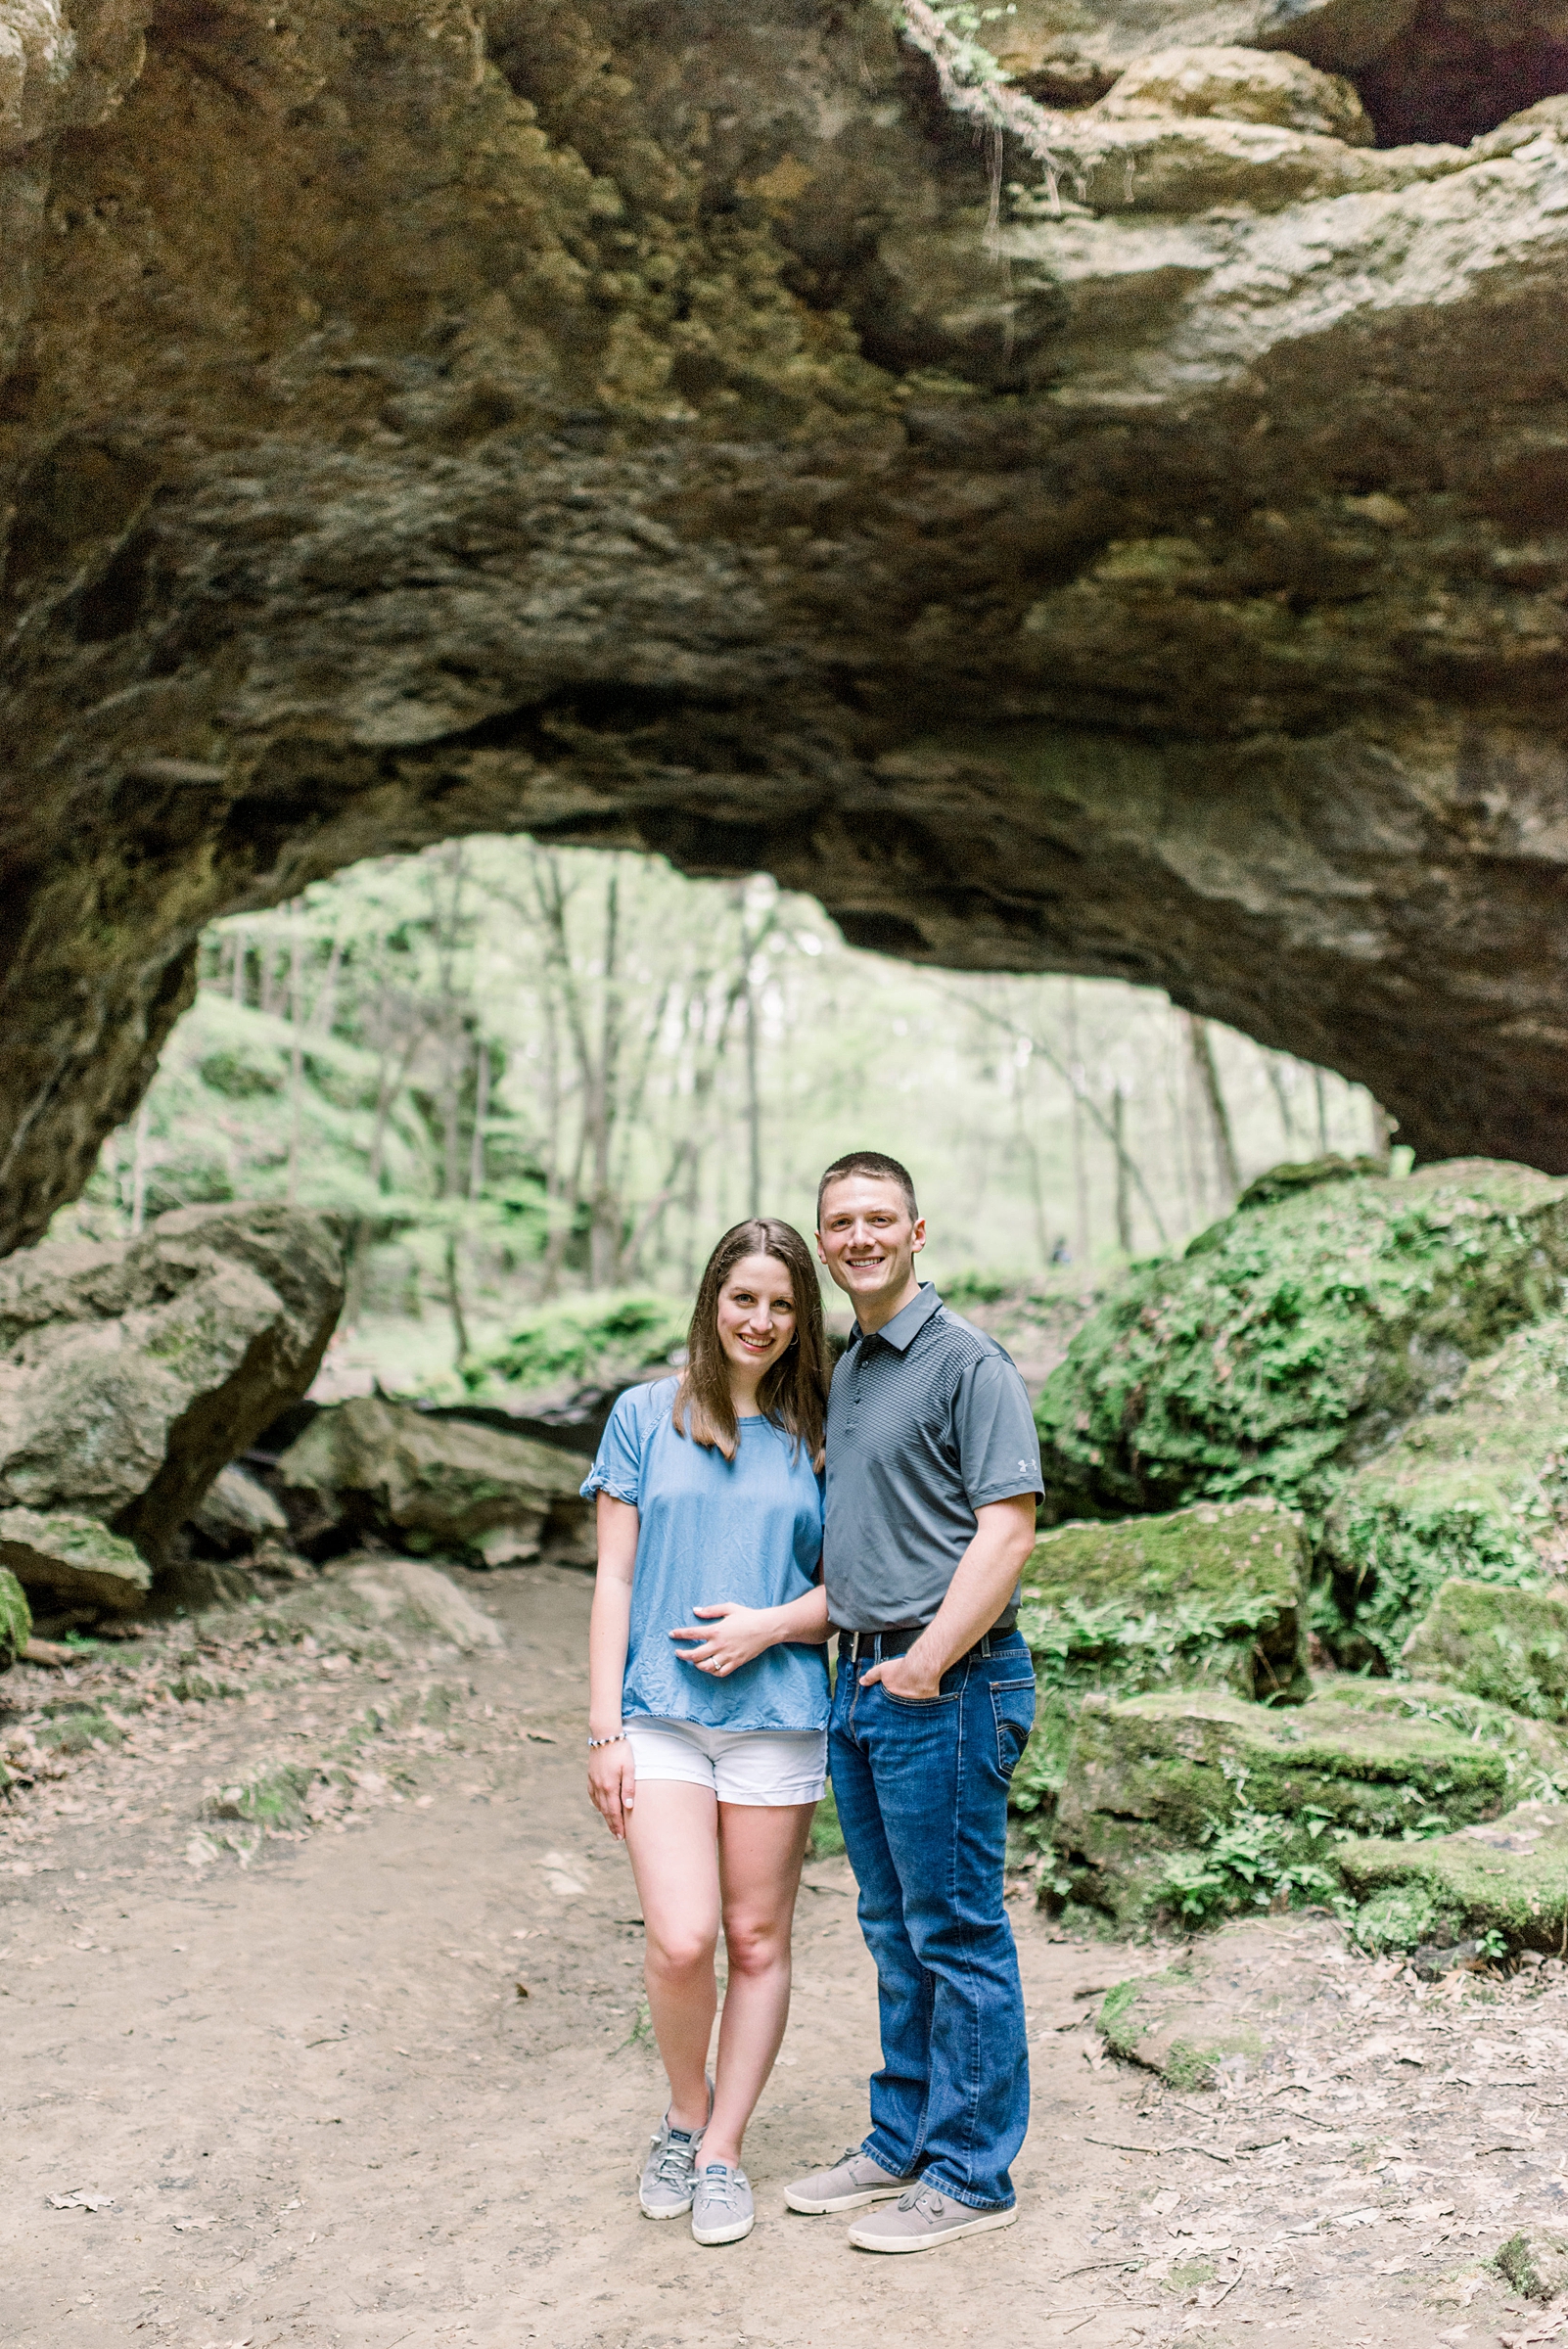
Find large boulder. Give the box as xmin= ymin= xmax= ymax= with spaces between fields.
xmin=1053 ymin=1679 xmax=1568 ymax=1925
xmin=275 ymin=1398 xmax=594 ymax=1567
xmin=1320 ymin=1316 xmax=1568 ymax=1663
xmin=0 ymin=1205 xmax=344 ymax=1577
xmin=1012 ymin=1496 xmax=1310 ymax=1832
xmin=0 ymin=1507 xmax=151 ymax=1617
xmin=0 ymin=1567 xmax=30 ymax=1672
xmin=192 ymin=1464 xmax=292 ymax=1556
xmin=1338 ymin=1800 xmax=1568 ymax=1958
xmin=1035 ymin=1163 xmax=1568 ymax=1535
xmin=1402 ymin=1580 xmax=1568 ymax=1723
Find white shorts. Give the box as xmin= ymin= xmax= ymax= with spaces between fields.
xmin=625 ymin=1717 xmax=827 ymax=1807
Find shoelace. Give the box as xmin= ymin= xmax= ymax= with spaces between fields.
xmin=700 ymin=2166 xmax=746 ymax=2209
xmin=652 ymin=2134 xmax=700 ymax=2190
xmin=897 ymin=2186 xmax=947 ymax=2217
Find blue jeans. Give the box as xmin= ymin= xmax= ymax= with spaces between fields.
xmin=828 ymin=1631 xmax=1037 ymax=2211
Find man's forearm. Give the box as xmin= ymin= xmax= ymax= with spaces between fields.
xmin=907 ymin=1506 xmax=1036 ymax=1681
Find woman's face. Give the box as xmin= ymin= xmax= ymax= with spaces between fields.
xmin=715 ymin=1252 xmax=797 ymax=1385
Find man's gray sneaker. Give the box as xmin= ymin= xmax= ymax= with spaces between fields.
xmin=847 ymin=2183 xmax=1017 ymax=2254
xmin=639 ymin=2089 xmax=712 ymax=2219
xmin=784 ymin=2147 xmax=917 ymax=2216
xmin=691 ymin=2160 xmax=755 ymax=2246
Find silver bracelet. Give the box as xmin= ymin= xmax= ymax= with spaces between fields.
xmin=587 ymin=1730 xmax=626 ymax=1750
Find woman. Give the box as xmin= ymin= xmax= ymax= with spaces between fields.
xmin=582 ymin=1218 xmax=832 ymax=2248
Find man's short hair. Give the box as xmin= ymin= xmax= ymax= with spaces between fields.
xmin=816 ymin=1150 xmax=920 ymax=1225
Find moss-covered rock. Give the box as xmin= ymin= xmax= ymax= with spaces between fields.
xmin=1337 ymin=1801 xmax=1568 ymax=1958
xmin=1011 ymin=1496 xmax=1310 ymax=1830
xmin=1321 ymin=1318 xmax=1568 ymax=1664
xmin=1053 ymin=1680 xmax=1568 ymax=1927
xmin=277 ymin=1397 xmax=592 ymax=1565
xmin=1402 ymin=1580 xmax=1568 ymax=1722
xmin=1036 ymin=1162 xmax=1568 ymax=1535
xmin=0 ymin=1566 xmax=31 ymax=1670
xmin=0 ymin=1506 xmax=152 ymax=1615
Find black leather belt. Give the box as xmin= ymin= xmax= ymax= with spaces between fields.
xmin=838 ymin=1626 xmax=1008 ymax=1664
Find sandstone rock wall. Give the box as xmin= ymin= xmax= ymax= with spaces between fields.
xmin=2 ymin=2 xmax=1568 ymax=1248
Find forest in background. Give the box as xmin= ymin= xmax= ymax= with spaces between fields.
xmin=54 ymin=838 xmax=1386 ymax=1402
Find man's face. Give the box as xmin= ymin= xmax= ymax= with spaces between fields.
xmin=816 ymin=1175 xmax=926 ymax=1310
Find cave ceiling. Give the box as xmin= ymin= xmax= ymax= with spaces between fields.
xmin=2 ymin=0 xmax=1568 ymax=1251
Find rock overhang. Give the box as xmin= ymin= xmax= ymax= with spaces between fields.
xmin=2 ymin=1 xmax=1568 ymax=1249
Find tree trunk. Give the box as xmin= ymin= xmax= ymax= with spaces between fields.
xmin=1113 ymin=1084 xmax=1133 ymax=1253
xmin=1314 ymin=1067 xmax=1330 ymax=1154
xmin=286 ymin=906 xmax=304 ymax=1207
xmin=1186 ymin=1013 xmax=1241 ymax=1203
xmin=1066 ymin=980 xmax=1089 ymax=1265
xmin=444 ymin=1227 xmax=470 ymax=1368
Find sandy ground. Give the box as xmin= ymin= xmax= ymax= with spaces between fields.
xmin=4 ymin=1564 xmax=1568 ymax=2349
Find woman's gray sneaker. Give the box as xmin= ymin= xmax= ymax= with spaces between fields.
xmin=783 ymin=2148 xmax=917 ymax=2215
xmin=691 ymin=2160 xmax=755 ymax=2246
xmin=639 ymin=2110 xmax=708 ymax=2218
xmin=847 ymin=2184 xmax=1018 ymax=2254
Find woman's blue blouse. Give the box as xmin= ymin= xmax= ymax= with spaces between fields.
xmin=580 ymin=1377 xmax=829 ymax=1730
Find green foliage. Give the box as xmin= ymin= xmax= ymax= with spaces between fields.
xmin=1036 ymin=1164 xmax=1568 ymax=1537
xmin=0 ymin=1568 xmax=30 ymax=1672
xmin=473 ymin=1290 xmax=689 ymax=1400
xmin=1323 ymin=1318 xmax=1568 ymax=1663
xmin=37 ymin=1708 xmax=123 ymax=1754
xmin=807 ymin=1785 xmax=846 ymax=1860
xmin=1157 ymin=1806 xmax=1339 ymax=1926
xmin=206 ymin=1762 xmax=314 ymax=1829
xmin=1348 ymin=1883 xmax=1439 ymax=1954
xmin=1403 ymin=1580 xmax=1568 ymax=1723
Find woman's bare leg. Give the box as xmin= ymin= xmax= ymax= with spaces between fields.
xmin=625 ymin=1780 xmax=720 ymax=2133
xmin=703 ymin=1800 xmax=814 ymax=2167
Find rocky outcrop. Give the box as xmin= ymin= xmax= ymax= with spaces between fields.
xmin=1321 ymin=1315 xmax=1568 ymax=1661
xmin=1403 ymin=1579 xmax=1568 ymax=1721
xmin=0 ymin=1505 xmax=151 ymax=1613
xmin=191 ymin=1462 xmax=291 ymax=1554
xmin=0 ymin=1203 xmax=344 ymax=1576
xmin=4 ymin=5 xmax=1568 ymax=1246
xmin=275 ymin=1396 xmax=594 ymax=1566
xmin=1011 ymin=1495 xmax=1311 ymax=1833
xmin=1338 ymin=1798 xmax=1568 ymax=1957
xmin=1053 ymin=1678 xmax=1568 ymax=1924
xmin=1036 ymin=1161 xmax=1568 ymax=1533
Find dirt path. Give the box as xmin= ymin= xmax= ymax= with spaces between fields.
xmin=4 ymin=1564 xmax=1565 ymax=2349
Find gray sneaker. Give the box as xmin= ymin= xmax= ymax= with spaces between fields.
xmin=784 ymin=2147 xmax=917 ymax=2215
xmin=639 ymin=2087 xmax=713 ymax=2219
xmin=691 ymin=2159 xmax=755 ymax=2246
xmin=847 ymin=2182 xmax=1018 ymax=2254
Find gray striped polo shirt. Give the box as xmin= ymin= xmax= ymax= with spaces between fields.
xmin=822 ymin=1281 xmax=1043 ymax=1634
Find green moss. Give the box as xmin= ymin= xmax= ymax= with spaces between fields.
xmin=37 ymin=1708 xmax=123 ymax=1754
xmin=1013 ymin=1496 xmax=1312 ymax=1840
xmin=1054 ymin=1680 xmax=1567 ymax=1927
xmin=1338 ymin=1799 xmax=1568 ymax=1958
xmin=1323 ymin=1318 xmax=1568 ymax=1663
xmin=0 ymin=1567 xmax=30 ymax=1671
xmin=1349 ymin=1883 xmax=1440 ymax=1954
xmin=206 ymin=1762 xmax=314 ymax=1829
xmin=1094 ymin=1956 xmax=1266 ymax=2083
xmin=1036 ymin=1163 xmax=1568 ymax=1537
xmin=1403 ymin=1580 xmax=1568 ymax=1721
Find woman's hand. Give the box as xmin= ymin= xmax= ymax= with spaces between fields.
xmin=587 ymin=1738 xmax=636 ymax=1840
xmin=669 ymin=1601 xmax=781 ymax=1680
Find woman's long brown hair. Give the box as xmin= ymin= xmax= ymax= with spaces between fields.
xmin=671 ymin=1218 xmax=829 ymax=1465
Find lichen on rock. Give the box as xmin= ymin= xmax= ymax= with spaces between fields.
xmin=1321 ymin=1315 xmax=1568 ymax=1663
xmin=1035 ymin=1162 xmax=1568 ymax=1536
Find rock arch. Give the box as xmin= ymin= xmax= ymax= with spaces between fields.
xmin=1 ymin=0 xmax=1568 ymax=1254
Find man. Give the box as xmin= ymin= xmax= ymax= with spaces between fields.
xmin=785 ymin=1150 xmax=1042 ymax=2254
